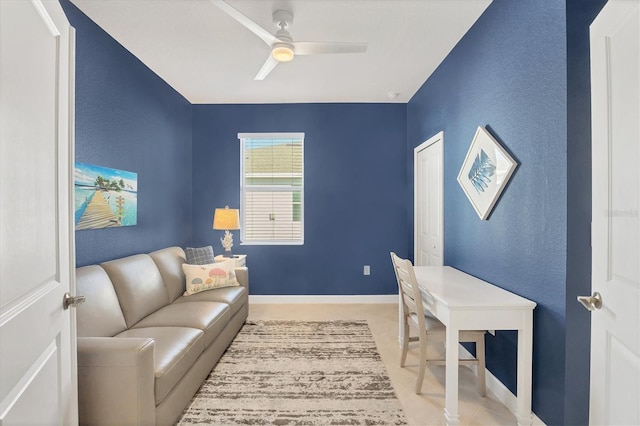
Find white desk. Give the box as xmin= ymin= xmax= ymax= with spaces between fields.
xmin=410 ymin=266 xmax=536 ymax=426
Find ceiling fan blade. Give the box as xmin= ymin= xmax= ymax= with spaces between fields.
xmin=293 ymin=42 xmax=368 ymax=56
xmin=254 ymin=55 xmax=279 ymax=81
xmin=211 ymin=0 xmax=278 ymax=46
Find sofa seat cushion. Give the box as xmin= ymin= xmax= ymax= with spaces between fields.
xmin=116 ymin=327 xmax=204 ymax=404
xmin=132 ymin=302 xmax=230 ymax=347
xmin=173 ymin=286 xmax=247 ymax=316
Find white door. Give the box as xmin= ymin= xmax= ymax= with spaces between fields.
xmin=589 ymin=1 xmax=639 ymax=424
xmin=401 ymin=133 xmax=444 ymax=341
xmin=0 ymin=1 xmax=77 ymax=424
xmin=414 ymin=132 xmax=444 ymax=267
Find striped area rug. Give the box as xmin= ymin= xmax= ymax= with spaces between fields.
xmin=177 ymin=320 xmax=407 ymax=425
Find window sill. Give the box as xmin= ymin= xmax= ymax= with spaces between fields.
xmin=240 ymin=241 xmax=304 ymax=246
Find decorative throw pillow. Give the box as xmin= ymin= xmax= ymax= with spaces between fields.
xmin=184 ymin=246 xmax=215 ymax=265
xmin=182 ymin=259 xmax=239 ymax=295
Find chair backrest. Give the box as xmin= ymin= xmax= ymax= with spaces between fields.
xmin=390 ymin=252 xmax=427 ymax=330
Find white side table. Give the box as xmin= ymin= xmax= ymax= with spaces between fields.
xmin=214 ymin=254 xmax=246 ymax=268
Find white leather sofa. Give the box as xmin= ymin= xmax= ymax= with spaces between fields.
xmin=75 ymin=246 xmax=248 ymax=425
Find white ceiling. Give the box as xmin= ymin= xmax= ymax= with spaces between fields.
xmin=70 ymin=0 xmax=491 ymax=104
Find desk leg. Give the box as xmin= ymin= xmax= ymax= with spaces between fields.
xmin=516 ymin=312 xmax=534 ymax=426
xmin=444 ymin=326 xmax=460 ymax=426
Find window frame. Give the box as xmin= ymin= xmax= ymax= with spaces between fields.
xmin=238 ymin=132 xmax=305 ymax=245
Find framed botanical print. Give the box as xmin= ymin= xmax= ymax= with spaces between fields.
xmin=457 ymin=126 xmax=517 ymax=220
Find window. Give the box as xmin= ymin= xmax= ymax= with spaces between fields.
xmin=239 ymin=133 xmax=304 ymax=244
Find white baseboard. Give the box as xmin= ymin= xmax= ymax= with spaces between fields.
xmin=458 ymin=346 xmax=546 ymax=425
xmin=249 ymin=294 xmax=398 ymax=304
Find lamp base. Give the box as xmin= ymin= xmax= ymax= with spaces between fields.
xmin=220 ymin=230 xmax=235 ymax=257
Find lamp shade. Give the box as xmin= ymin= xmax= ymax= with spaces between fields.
xmin=213 ymin=206 xmax=240 ymax=230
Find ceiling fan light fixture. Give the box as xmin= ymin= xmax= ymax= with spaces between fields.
xmin=272 ymin=44 xmax=294 ymax=62
xmin=212 ymin=1 xmax=368 ymax=81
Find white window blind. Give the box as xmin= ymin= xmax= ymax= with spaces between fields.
xmin=239 ymin=133 xmax=304 ymax=245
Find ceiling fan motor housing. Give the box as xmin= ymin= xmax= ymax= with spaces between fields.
xmin=272 ymin=9 xmax=293 ymax=28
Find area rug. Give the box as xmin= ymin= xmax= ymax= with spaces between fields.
xmin=177 ymin=320 xmax=407 ymax=425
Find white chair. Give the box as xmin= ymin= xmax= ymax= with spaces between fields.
xmin=390 ymin=252 xmax=486 ymax=395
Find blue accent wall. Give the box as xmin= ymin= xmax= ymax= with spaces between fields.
xmin=408 ymin=0 xmax=609 ymax=423
xmin=408 ymin=0 xmax=568 ymax=423
xmin=191 ymin=104 xmax=407 ymax=295
xmin=61 ymin=1 xmax=193 ymax=266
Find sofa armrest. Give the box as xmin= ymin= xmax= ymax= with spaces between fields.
xmin=78 ymin=337 xmax=156 ymax=426
xmin=235 ymin=266 xmax=249 ymax=292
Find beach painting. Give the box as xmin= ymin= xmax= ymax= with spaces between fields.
xmin=74 ymin=162 xmax=137 ymax=230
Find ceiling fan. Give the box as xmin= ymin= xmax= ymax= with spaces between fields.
xmin=211 ymin=0 xmax=368 ymax=80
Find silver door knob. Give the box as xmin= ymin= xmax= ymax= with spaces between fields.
xmin=577 ymin=292 xmax=602 ymax=312
xmin=63 ymin=292 xmax=86 ymax=310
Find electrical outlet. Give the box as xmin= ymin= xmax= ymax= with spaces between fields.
xmin=363 ymin=265 xmax=370 ymax=275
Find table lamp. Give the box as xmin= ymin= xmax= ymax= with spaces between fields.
xmin=213 ymin=206 xmax=240 ymax=257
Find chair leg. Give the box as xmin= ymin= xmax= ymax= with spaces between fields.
xmin=400 ymin=317 xmax=409 ymax=367
xmin=477 ymin=335 xmax=486 ymax=397
xmin=415 ymin=330 xmax=427 ymax=394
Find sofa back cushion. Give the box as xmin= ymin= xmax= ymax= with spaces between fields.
xmin=101 ymin=254 xmax=170 ymax=328
xmin=75 ymin=265 xmax=128 ymax=337
xmin=150 ymin=246 xmax=187 ymax=303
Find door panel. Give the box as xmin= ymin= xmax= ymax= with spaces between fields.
xmin=415 ymin=133 xmax=443 ymax=267
xmin=0 ymin=1 xmax=76 ymax=423
xmin=590 ymin=1 xmax=640 ymax=424
xmin=0 ymin=0 xmax=58 ymax=305
xmin=2 ymin=340 xmax=61 ymax=424
xmin=605 ymin=334 xmax=639 ymax=426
